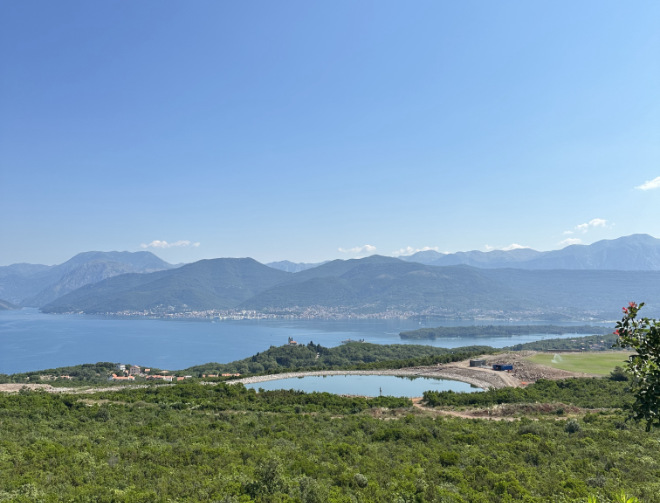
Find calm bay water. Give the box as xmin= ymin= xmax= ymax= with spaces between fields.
xmin=0 ymin=308 xmax=606 ymax=374
xmin=245 ymin=375 xmax=479 ymax=397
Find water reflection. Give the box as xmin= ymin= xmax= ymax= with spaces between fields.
xmin=244 ymin=374 xmax=479 ymax=397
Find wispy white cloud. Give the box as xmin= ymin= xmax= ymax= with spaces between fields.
xmin=567 ymin=218 xmax=608 ymax=235
xmin=338 ymin=244 xmax=377 ymax=255
xmin=559 ymin=238 xmax=582 ymax=246
xmin=391 ymin=246 xmax=441 ymax=257
xmin=141 ymin=240 xmax=201 ymax=249
xmin=484 ymin=243 xmax=530 ymax=252
xmin=501 ymin=243 xmax=530 ymax=251
xmin=635 ymin=176 xmax=660 ymax=191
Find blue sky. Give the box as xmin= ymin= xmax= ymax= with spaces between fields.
xmin=1 ymin=1 xmax=659 ymax=266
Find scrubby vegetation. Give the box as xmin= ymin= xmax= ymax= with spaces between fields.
xmin=0 ymin=362 xmax=119 ymax=386
xmin=423 ymin=377 xmax=631 ymax=409
xmin=1 ymin=380 xmax=659 ymax=502
xmin=614 ymin=302 xmax=660 ymax=431
xmin=507 ymin=333 xmax=620 ymax=352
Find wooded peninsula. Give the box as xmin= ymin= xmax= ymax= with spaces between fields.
xmin=400 ymin=324 xmax=611 ymax=340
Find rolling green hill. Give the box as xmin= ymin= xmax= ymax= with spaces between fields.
xmin=39 ymin=255 xmax=660 ymax=319
xmin=242 ymin=257 xmax=521 ymax=313
xmin=41 ymin=258 xmax=290 ymax=313
xmin=185 ymin=341 xmax=495 ymax=376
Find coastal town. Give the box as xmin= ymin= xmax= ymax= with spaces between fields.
xmin=72 ymin=305 xmax=577 ymax=322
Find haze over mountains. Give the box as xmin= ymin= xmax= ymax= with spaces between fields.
xmin=265 ymin=234 xmax=660 ymax=272
xmin=0 ymin=251 xmax=175 ymax=306
xmin=42 ymin=258 xmax=289 ymax=315
xmin=0 ymin=299 xmax=18 ymax=311
xmin=2 ymin=234 xmax=659 ymax=319
xmin=400 ymin=234 xmax=660 ymax=270
xmin=40 ymin=254 xmax=660 ymax=319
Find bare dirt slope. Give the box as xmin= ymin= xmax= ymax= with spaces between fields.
xmin=478 ymin=351 xmax=601 ymax=382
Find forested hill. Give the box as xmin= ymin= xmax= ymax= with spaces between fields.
xmin=240 ymin=257 xmax=520 ymax=313
xmin=40 ymin=254 xmax=660 ymax=319
xmin=42 ymin=258 xmax=290 ymax=313
xmin=505 ymin=333 xmax=620 ymax=352
xmin=400 ymin=325 xmax=612 ymax=340
xmin=7 ymin=234 xmax=660 ymax=313
xmin=184 ymin=342 xmax=495 ymax=376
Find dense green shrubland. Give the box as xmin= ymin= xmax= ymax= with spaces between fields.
xmin=423 ymin=378 xmax=632 ymax=409
xmin=1 ymin=381 xmax=659 ymax=502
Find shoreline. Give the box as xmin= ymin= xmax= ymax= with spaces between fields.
xmin=228 ymin=365 xmax=511 ymax=390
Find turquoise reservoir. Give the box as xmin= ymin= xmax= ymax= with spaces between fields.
xmin=244 ymin=374 xmax=480 ymax=397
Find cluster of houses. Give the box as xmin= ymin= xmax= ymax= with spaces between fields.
xmin=201 ymin=373 xmax=241 ymax=378
xmin=109 ymin=364 xmax=241 ymax=381
xmin=110 ymin=364 xmax=193 ymax=382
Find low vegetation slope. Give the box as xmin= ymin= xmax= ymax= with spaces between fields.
xmin=1 ymin=376 xmax=658 ymax=502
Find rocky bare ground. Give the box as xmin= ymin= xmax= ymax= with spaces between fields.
xmin=477 ymin=351 xmax=601 ymax=382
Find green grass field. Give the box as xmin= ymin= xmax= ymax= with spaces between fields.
xmin=527 ymin=351 xmax=633 ymax=375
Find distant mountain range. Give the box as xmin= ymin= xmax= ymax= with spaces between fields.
xmin=266 ymin=234 xmax=660 ymax=272
xmin=400 ymin=234 xmax=660 ymax=270
xmin=0 ymin=251 xmax=176 ymax=306
xmin=41 ymin=254 xmax=660 ymax=319
xmin=4 ymin=234 xmax=660 ymax=319
xmin=42 ymin=258 xmax=289 ymax=314
xmin=266 ymin=260 xmax=328 ymax=273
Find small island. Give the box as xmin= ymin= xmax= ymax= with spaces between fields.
xmin=400 ymin=324 xmax=611 ymax=340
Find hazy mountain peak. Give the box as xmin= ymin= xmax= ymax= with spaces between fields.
xmin=403 ymin=234 xmax=660 ymax=270
xmin=0 ymin=250 xmax=176 ymax=307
